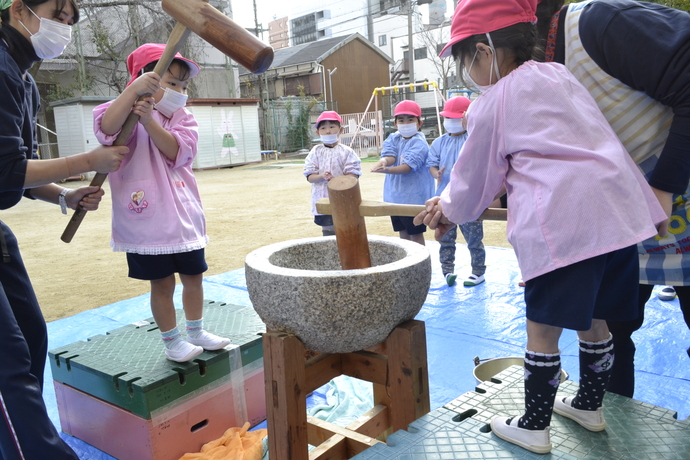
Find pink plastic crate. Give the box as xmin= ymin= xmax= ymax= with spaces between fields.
xmin=55 ymin=365 xmax=266 ymax=460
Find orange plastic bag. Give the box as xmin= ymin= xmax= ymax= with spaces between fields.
xmin=179 ymin=422 xmax=267 ymax=460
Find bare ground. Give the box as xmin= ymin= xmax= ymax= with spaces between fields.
xmin=2 ymin=159 xmax=511 ymax=322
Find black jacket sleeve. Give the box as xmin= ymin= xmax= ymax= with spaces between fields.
xmin=0 ymin=52 xmax=34 ymax=209
xmin=579 ymin=0 xmax=690 ymax=194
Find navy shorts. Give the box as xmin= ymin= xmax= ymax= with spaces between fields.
xmin=126 ymin=248 xmax=208 ymax=280
xmin=314 ymin=215 xmax=334 ymax=227
xmin=524 ymin=244 xmax=639 ymax=331
xmin=391 ymin=215 xmax=426 ymax=235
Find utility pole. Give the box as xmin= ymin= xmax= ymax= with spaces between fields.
xmin=407 ymin=1 xmax=414 ymax=89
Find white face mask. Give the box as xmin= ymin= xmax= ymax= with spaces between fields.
xmin=397 ymin=122 xmax=419 ymax=138
xmin=18 ymin=6 xmax=72 ymax=59
xmin=320 ymin=133 xmax=339 ymax=145
xmin=463 ymin=33 xmax=502 ymax=94
xmin=443 ymin=118 xmax=465 ymax=134
xmin=155 ymin=88 xmax=188 ymax=118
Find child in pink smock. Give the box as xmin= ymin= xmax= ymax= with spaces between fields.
xmin=303 ymin=110 xmax=362 ymax=236
xmin=94 ymin=44 xmax=231 ymax=363
xmin=415 ymin=0 xmax=667 ymax=454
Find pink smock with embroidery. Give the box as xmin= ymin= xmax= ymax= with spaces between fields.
xmin=94 ymin=101 xmax=208 ymax=255
xmin=440 ymin=61 xmax=666 ymax=281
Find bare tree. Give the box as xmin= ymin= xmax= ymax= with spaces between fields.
xmin=416 ymin=23 xmax=455 ymax=92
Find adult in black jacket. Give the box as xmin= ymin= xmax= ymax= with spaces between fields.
xmin=536 ymin=0 xmax=690 ymax=398
xmin=0 ymin=0 xmax=126 ymax=458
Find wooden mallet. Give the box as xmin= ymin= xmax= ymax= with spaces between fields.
xmin=317 ymin=176 xmax=507 ymax=270
xmin=61 ymin=0 xmax=274 ymax=243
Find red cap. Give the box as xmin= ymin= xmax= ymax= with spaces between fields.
xmin=126 ymin=43 xmax=200 ymax=87
xmin=315 ymin=111 xmax=343 ymax=128
xmin=440 ymin=96 xmax=471 ymax=118
xmin=439 ymin=0 xmax=538 ymax=58
xmin=394 ymin=100 xmax=422 ymax=118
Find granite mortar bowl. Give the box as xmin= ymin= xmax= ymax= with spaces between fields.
xmin=245 ymin=235 xmax=431 ymax=353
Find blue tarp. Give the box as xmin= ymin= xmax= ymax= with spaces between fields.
xmin=44 ymin=242 xmax=690 ymax=459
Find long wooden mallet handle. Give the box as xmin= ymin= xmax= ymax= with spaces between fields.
xmin=60 ymin=23 xmax=192 ymax=243
xmin=328 ymin=176 xmax=372 ymax=270
xmin=316 ymin=198 xmax=508 ymax=221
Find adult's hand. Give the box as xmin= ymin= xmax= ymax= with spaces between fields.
xmin=88 ymin=145 xmax=129 ymax=174
xmin=66 ymin=186 xmax=105 ymax=211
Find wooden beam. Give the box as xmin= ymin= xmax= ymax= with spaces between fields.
xmin=305 ymin=353 xmax=342 ymax=394
xmin=307 ymin=416 xmax=381 ymax=456
xmin=346 ymin=404 xmax=390 ymax=440
xmin=341 ymin=351 xmax=387 ymax=386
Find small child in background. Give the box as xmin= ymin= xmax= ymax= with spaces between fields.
xmin=303 ymin=111 xmax=362 ymax=236
xmin=94 ymin=44 xmax=231 ymax=363
xmin=428 ymin=96 xmax=486 ymax=287
xmin=371 ymin=100 xmax=435 ymax=246
xmin=415 ymin=0 xmax=666 ymax=453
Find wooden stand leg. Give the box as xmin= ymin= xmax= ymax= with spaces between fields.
xmin=263 ymin=332 xmax=309 ymax=460
xmin=264 ymin=320 xmax=430 ymax=460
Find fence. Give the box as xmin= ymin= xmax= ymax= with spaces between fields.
xmin=340 ymin=111 xmax=384 ymax=158
xmin=263 ymin=97 xmax=328 ymax=153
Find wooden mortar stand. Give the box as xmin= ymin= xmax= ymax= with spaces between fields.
xmin=263 ymin=320 xmax=430 ymax=460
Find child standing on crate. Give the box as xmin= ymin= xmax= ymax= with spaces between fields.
xmin=371 ymin=100 xmax=435 ymax=246
xmin=94 ymin=43 xmax=231 ymax=363
xmin=303 ymin=111 xmax=362 ymax=236
xmin=428 ymin=96 xmax=486 ymax=287
xmin=414 ymin=0 xmax=667 ymax=454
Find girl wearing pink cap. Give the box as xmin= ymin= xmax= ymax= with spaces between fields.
xmin=303 ymin=110 xmax=361 ymax=236
xmin=94 ymin=44 xmax=230 ymax=363
xmin=416 ymin=0 xmax=667 ymax=453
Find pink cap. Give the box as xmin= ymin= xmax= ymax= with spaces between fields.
xmin=440 ymin=96 xmax=471 ymax=118
xmin=394 ymin=100 xmax=422 ymax=118
xmin=315 ymin=111 xmax=343 ymax=128
xmin=439 ymin=0 xmax=538 ymax=58
xmin=126 ymin=43 xmax=200 ymax=87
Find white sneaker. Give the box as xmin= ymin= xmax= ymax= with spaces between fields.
xmin=445 ymin=273 xmax=457 ymax=286
xmin=187 ymin=330 xmax=232 ymax=350
xmin=464 ymin=274 xmax=485 ymax=286
xmin=490 ymin=416 xmax=551 ymax=454
xmin=553 ymin=396 xmax=606 ymax=431
xmin=165 ymin=340 xmax=203 ymax=363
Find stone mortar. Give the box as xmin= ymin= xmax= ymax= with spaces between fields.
xmin=245 ymin=235 xmax=431 ymax=353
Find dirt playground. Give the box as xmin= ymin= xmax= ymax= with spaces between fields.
xmin=1 ymin=159 xmax=511 ymax=322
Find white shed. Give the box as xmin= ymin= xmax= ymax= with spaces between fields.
xmin=185 ymin=99 xmax=262 ymax=169
xmin=50 ymin=96 xmax=113 ymax=159
xmin=50 ymin=97 xmax=262 ymax=172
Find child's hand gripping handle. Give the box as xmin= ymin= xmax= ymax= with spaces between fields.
xmin=60 ymin=24 xmax=192 ymax=243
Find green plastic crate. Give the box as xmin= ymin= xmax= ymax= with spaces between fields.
xmin=49 ymin=301 xmax=265 ymax=419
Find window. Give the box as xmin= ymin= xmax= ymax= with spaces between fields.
xmin=414 ymin=47 xmax=427 ymax=60
xmin=378 ymin=35 xmax=387 ymax=46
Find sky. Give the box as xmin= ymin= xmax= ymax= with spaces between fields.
xmin=232 ymin=0 xmax=292 ymax=32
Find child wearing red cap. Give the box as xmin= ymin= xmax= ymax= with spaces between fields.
xmin=371 ymin=100 xmax=435 ymax=245
xmin=93 ymin=44 xmax=231 ymax=363
xmin=303 ymin=110 xmax=362 ymax=236
xmin=416 ymin=0 xmax=667 ymax=454
xmin=427 ymin=96 xmax=486 ymax=287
